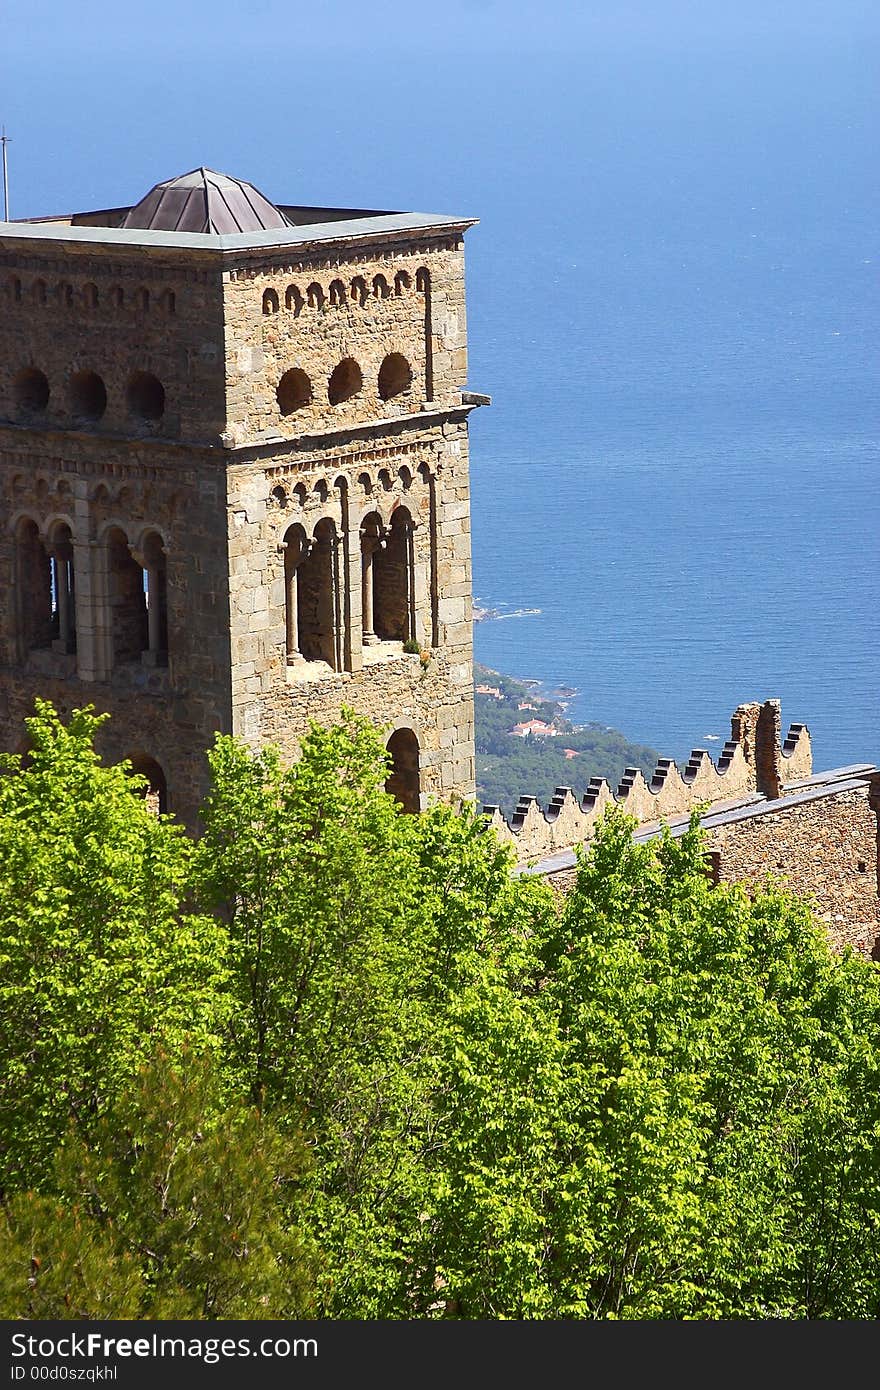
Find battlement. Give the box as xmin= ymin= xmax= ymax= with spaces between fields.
xmin=482 ymin=699 xmax=812 ymax=863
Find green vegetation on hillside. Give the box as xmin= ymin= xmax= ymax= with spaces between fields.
xmin=4 ymin=699 xmax=880 ymax=1319
xmin=474 ymin=663 xmax=660 ymax=818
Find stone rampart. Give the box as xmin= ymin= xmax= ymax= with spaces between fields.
xmin=531 ymin=768 xmax=880 ymax=959
xmin=486 ymin=699 xmax=812 ymax=864
xmin=708 ymin=778 xmax=880 ymax=957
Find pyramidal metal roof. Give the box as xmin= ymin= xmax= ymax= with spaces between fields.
xmin=120 ymin=167 xmax=292 ymax=234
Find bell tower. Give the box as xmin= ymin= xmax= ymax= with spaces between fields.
xmin=0 ymin=168 xmax=483 ymax=820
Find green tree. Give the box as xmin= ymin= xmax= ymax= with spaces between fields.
xmin=348 ymin=801 xmax=880 ymax=1320
xmin=6 ymin=701 xmax=880 ymax=1320
xmin=0 ymin=701 xmax=230 ymax=1192
xmin=193 ymin=712 xmax=559 ymax=1316
xmin=194 ymin=721 xmax=880 ymax=1318
xmin=0 ymin=1048 xmax=318 ymax=1318
xmin=432 ymin=809 xmax=880 ymax=1318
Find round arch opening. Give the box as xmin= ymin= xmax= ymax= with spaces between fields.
xmin=13 ymin=367 xmax=50 ymax=415
xmin=127 ymin=752 xmax=168 ymax=816
xmin=127 ymin=371 xmax=165 ymax=421
xmin=385 ymin=728 xmax=420 ymax=814
xmin=328 ymin=357 xmax=362 ymax=405
xmin=277 ymin=368 xmax=312 ymax=415
xmin=70 ymin=370 xmax=107 ymax=423
xmin=378 ymin=353 xmax=412 ymax=401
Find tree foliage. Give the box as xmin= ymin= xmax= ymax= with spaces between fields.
xmin=0 ymin=702 xmax=230 ymax=1192
xmin=4 ymin=699 xmax=880 ymax=1318
xmin=0 ymin=1049 xmax=318 ymax=1319
xmin=425 ymin=814 xmax=880 ymax=1317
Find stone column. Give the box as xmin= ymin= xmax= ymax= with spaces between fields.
xmin=74 ymin=539 xmax=107 ymax=682
xmin=329 ymin=532 xmax=343 ymax=673
xmin=134 ymin=543 xmax=168 ymax=669
xmin=345 ymin=515 xmax=363 ymax=671
xmin=405 ymin=517 xmax=418 ymax=644
xmin=283 ymin=543 xmax=302 ymax=663
xmin=50 ymin=549 xmax=75 ymax=653
xmin=147 ymin=567 xmax=162 ymax=655
xmin=361 ymin=534 xmax=379 ymax=645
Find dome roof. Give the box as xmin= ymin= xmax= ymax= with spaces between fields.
xmin=121 ymin=167 xmax=291 ymax=234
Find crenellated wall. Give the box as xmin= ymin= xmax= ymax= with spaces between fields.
xmin=485 ymin=699 xmax=813 ymax=863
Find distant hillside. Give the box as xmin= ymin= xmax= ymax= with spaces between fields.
xmin=474 ymin=663 xmax=661 ymax=820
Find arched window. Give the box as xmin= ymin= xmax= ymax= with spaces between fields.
xmin=47 ymin=521 xmax=77 ymax=653
xmin=373 ymin=507 xmax=415 ymax=642
xmin=83 ymin=283 xmax=99 ymax=310
xmin=285 ymin=284 xmax=303 ymax=314
xmin=13 ymin=367 xmax=50 ymax=416
xmin=306 ymin=282 xmax=325 ymax=310
xmin=16 ymin=519 xmax=54 ymax=654
xmin=111 ymin=286 xmax=125 ymax=310
xmin=385 ymin=729 xmax=420 ymax=814
xmin=159 ymin=288 xmax=176 ymax=315
xmin=277 ymin=368 xmax=312 ymax=415
xmin=295 ymin=519 xmax=340 ymax=668
xmin=360 ymin=512 xmax=383 ymax=646
xmin=282 ymin=523 xmax=307 ymax=664
xmin=329 ymin=279 xmax=347 ymax=306
xmin=70 ymin=370 xmax=107 ymax=423
xmin=372 ymin=274 xmax=391 ymax=299
xmin=394 ymin=270 xmax=411 ymax=296
xmin=328 ymin=358 xmax=362 ymax=405
xmin=136 ymin=287 xmax=150 ymax=313
xmin=140 ymin=531 xmax=168 ymax=666
xmin=262 ymin=287 xmax=279 ymax=315
xmin=127 ymin=371 xmax=165 ymax=421
xmin=378 ymin=353 xmax=412 ymax=401
xmin=9 ymin=277 xmax=21 ymax=304
xmin=106 ymin=527 xmax=147 ymax=665
xmin=127 ymin=753 xmax=168 ymax=815
xmin=57 ymin=282 xmax=74 ymax=308
xmin=351 ymin=276 xmax=367 ymax=306
xmin=32 ymin=280 xmax=47 ymax=306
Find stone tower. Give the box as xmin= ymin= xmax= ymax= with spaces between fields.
xmin=0 ymin=168 xmax=483 ymax=822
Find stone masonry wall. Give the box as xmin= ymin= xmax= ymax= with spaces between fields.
xmin=537 ymin=783 xmax=880 ymax=961
xmin=0 ymin=216 xmax=478 ymax=819
xmin=221 ymin=224 xmax=476 ymax=807
xmin=488 ymin=700 xmax=812 ymax=864
xmin=0 ymin=431 xmax=232 ymax=826
xmin=226 ymin=412 xmax=475 ymax=804
xmin=222 ymin=237 xmax=468 ymax=446
xmin=0 ymin=240 xmax=228 ymax=443
xmin=707 ymin=786 xmax=880 ymax=957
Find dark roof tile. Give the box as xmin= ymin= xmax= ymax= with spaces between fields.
xmin=121 ymin=167 xmax=291 ymax=234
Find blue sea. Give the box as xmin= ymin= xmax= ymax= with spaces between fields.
xmin=6 ymin=18 xmax=878 ymax=771
xmin=461 ymin=49 xmax=879 ymax=770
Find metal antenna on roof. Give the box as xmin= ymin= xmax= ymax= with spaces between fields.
xmin=1 ymin=127 xmax=10 ymax=221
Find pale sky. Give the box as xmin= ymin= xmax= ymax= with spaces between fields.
xmin=5 ymin=0 xmax=878 ymax=57
xmin=2 ymin=0 xmax=876 ymax=218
